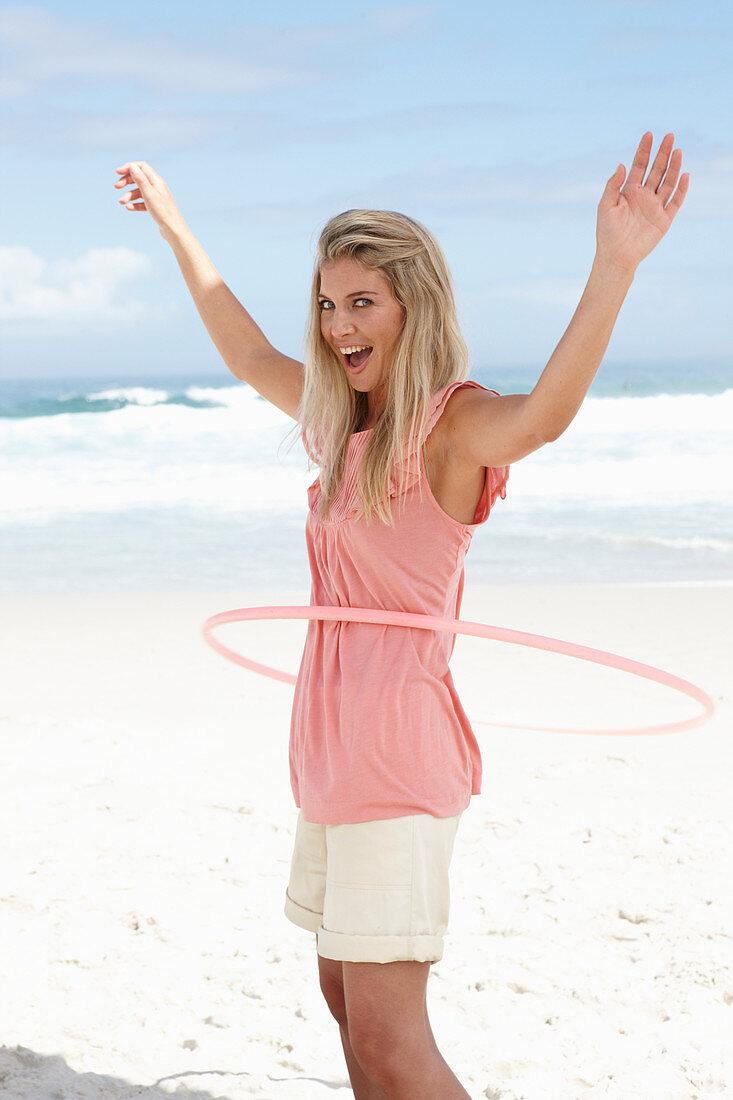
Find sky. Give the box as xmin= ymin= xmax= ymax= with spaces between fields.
xmin=1 ymin=0 xmax=731 ymax=381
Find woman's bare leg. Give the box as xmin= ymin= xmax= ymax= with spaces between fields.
xmin=319 ymin=953 xmax=465 ymax=1099
xmin=338 ymin=1023 xmax=388 ymax=1099
xmin=319 ymin=954 xmax=387 ymax=1098
xmin=343 ymin=960 xmax=471 ymax=1099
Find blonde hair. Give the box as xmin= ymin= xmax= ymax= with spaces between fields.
xmin=284 ymin=208 xmax=469 ymax=526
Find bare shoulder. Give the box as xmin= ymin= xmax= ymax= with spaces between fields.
xmin=439 ymin=384 xmax=548 ymax=468
xmin=426 ymin=385 xmax=492 ymax=481
xmin=435 ymin=384 xmax=503 ymax=460
xmin=441 ymin=383 xmax=496 ymax=427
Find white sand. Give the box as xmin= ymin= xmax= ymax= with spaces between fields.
xmin=1 ymin=584 xmax=731 ymax=1099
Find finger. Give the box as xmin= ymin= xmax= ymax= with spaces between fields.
xmin=114 ymin=168 xmax=136 ymax=187
xmin=133 ymin=161 xmax=153 ymax=182
xmin=117 ymin=189 xmax=141 ymax=203
xmin=626 ymin=131 xmax=653 ymax=188
xmin=119 ymin=162 xmax=148 ymax=187
xmin=656 ymin=148 xmax=682 ymax=204
xmin=124 ymin=201 xmax=147 ymax=212
xmin=115 ymin=163 xmax=143 ymax=186
xmin=645 ymin=132 xmax=675 ymax=192
xmin=664 ymin=172 xmax=690 ymax=218
xmin=599 ymin=163 xmax=625 ymax=208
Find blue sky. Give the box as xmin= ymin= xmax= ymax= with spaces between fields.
xmin=1 ymin=0 xmax=731 ymax=380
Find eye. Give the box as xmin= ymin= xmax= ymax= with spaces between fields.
xmin=317 ymin=297 xmax=372 ymax=311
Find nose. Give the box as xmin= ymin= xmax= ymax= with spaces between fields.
xmin=328 ymin=305 xmax=357 ymax=338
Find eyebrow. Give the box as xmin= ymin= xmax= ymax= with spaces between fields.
xmin=317 ymin=290 xmax=380 ymax=299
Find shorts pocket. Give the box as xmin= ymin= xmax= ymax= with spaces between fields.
xmin=326 ymin=816 xmax=414 ymax=888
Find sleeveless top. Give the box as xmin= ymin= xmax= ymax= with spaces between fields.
xmin=289 ymin=379 xmax=510 ymax=825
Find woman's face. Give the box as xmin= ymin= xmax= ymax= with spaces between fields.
xmin=318 ymin=257 xmax=405 ymax=418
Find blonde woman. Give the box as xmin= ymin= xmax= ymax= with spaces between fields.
xmin=115 ymin=133 xmax=688 ymax=1098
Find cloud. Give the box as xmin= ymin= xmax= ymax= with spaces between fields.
xmin=357 ymin=144 xmax=733 ymax=222
xmin=599 ymin=28 xmax=676 ymax=52
xmin=191 ymin=142 xmax=733 ymax=240
xmin=1 ymin=104 xmax=285 ymax=155
xmin=0 ymin=245 xmax=154 ymax=327
xmin=597 ymin=25 xmax=727 ymax=54
xmin=0 ymin=5 xmax=441 ymax=154
xmin=679 ymin=149 xmax=733 ymax=219
xmin=479 ymin=275 xmax=587 ymax=309
xmin=370 ymin=3 xmax=436 ymax=31
xmin=0 ymin=6 xmax=304 ymax=98
xmin=1 ymin=97 xmax=527 ymax=157
xmin=292 ymin=100 xmax=530 ymax=143
xmin=0 ymin=4 xmax=435 ymax=101
xmin=361 ymin=153 xmax=606 ymax=219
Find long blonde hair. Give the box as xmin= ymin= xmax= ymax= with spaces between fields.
xmin=284 ymin=209 xmax=469 ymax=526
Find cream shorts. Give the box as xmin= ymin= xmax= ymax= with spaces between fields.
xmin=284 ymin=810 xmax=462 ymax=964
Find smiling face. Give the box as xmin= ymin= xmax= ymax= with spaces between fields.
xmin=318 ymin=256 xmax=405 ymax=424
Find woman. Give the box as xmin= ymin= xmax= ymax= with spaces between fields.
xmin=115 ymin=133 xmax=688 ymax=1098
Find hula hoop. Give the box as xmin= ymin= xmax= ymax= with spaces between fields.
xmin=201 ymin=605 xmax=715 ymax=737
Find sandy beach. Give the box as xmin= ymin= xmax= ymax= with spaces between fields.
xmin=1 ymin=583 xmax=731 ymax=1099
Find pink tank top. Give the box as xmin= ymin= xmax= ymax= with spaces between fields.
xmin=289 ymin=379 xmax=510 ymax=825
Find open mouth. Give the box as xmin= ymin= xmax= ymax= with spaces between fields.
xmin=340 ymin=345 xmax=373 ymax=372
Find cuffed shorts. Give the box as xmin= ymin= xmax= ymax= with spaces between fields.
xmin=284 ymin=810 xmax=462 ymax=964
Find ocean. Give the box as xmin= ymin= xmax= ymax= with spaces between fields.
xmin=1 ymin=361 xmax=731 ymax=594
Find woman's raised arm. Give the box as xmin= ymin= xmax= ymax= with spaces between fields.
xmin=114 ymin=161 xmax=304 ymax=420
xmin=451 ymin=132 xmax=690 ymax=468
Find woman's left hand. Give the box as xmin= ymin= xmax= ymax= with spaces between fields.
xmin=595 ymin=132 xmax=690 ymax=276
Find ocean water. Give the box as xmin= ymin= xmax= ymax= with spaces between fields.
xmin=1 ymin=362 xmax=731 ymax=594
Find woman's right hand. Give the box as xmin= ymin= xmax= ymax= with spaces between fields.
xmin=114 ymin=161 xmax=189 ymax=244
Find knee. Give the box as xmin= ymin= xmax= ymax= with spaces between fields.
xmin=347 ymin=1013 xmax=425 ymax=1089
xmin=347 ymin=1018 xmax=390 ymax=1082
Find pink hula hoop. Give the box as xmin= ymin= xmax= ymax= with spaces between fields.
xmin=201 ymin=604 xmax=715 ymax=737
